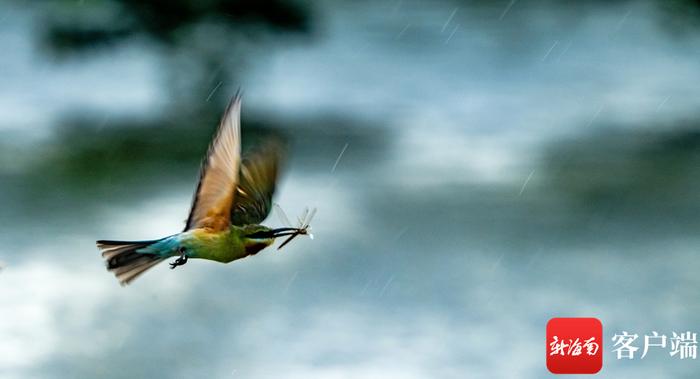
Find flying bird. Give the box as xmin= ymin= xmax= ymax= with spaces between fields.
xmin=97 ymin=94 xmax=311 ymax=285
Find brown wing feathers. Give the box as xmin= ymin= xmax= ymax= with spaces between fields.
xmin=184 ymin=95 xmax=242 ymax=231
xmin=230 ymin=139 xmax=284 ymax=225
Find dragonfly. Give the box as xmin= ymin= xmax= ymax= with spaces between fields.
xmin=274 ymin=205 xmax=316 ymax=250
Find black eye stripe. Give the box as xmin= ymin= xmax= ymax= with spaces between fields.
xmin=246 ymin=230 xmax=273 ymax=239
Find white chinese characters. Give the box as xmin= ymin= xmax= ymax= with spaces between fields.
xmin=670 ymin=332 xmax=698 ymax=359
xmin=549 ymin=336 xmax=600 ymax=356
xmin=611 ymin=331 xmax=639 ymax=359
xmin=611 ymin=331 xmax=697 ymax=360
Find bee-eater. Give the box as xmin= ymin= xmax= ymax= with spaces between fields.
xmin=97 ymin=94 xmax=309 ymax=285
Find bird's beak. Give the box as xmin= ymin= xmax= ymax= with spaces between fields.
xmin=246 ymin=228 xmax=301 ymax=239
xmin=269 ymin=227 xmax=303 ymax=238
xmin=246 ymin=227 xmax=311 ymax=250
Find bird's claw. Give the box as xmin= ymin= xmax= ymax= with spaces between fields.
xmin=169 ymin=252 xmax=188 ymax=269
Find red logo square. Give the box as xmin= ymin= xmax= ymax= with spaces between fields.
xmin=546 ymin=317 xmax=603 ymax=374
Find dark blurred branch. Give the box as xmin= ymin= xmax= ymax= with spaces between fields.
xmin=543 ymin=126 xmax=700 ymax=209
xmin=24 ymin=0 xmax=314 ymax=117
xmin=46 ymin=26 xmax=135 ymax=52
xmin=37 ymin=0 xmax=310 ymax=52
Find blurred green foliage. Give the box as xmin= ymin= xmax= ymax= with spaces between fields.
xmin=25 ymin=0 xmax=313 ymax=111
xmin=38 ymin=0 xmax=310 ymax=51
xmin=544 ymin=126 xmax=700 ymax=210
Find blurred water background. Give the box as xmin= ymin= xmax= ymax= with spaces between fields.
xmin=1 ymin=0 xmax=700 ymax=378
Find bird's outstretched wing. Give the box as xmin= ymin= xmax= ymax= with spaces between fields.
xmin=184 ymin=95 xmax=242 ymax=231
xmin=230 ymin=139 xmax=285 ymax=226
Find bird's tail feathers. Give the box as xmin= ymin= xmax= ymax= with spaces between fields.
xmin=97 ymin=239 xmax=167 ymax=285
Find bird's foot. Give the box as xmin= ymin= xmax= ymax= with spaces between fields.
xmin=169 ymin=251 xmax=188 ymax=270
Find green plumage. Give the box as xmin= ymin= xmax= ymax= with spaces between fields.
xmin=181 ymin=225 xmax=274 ymax=263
